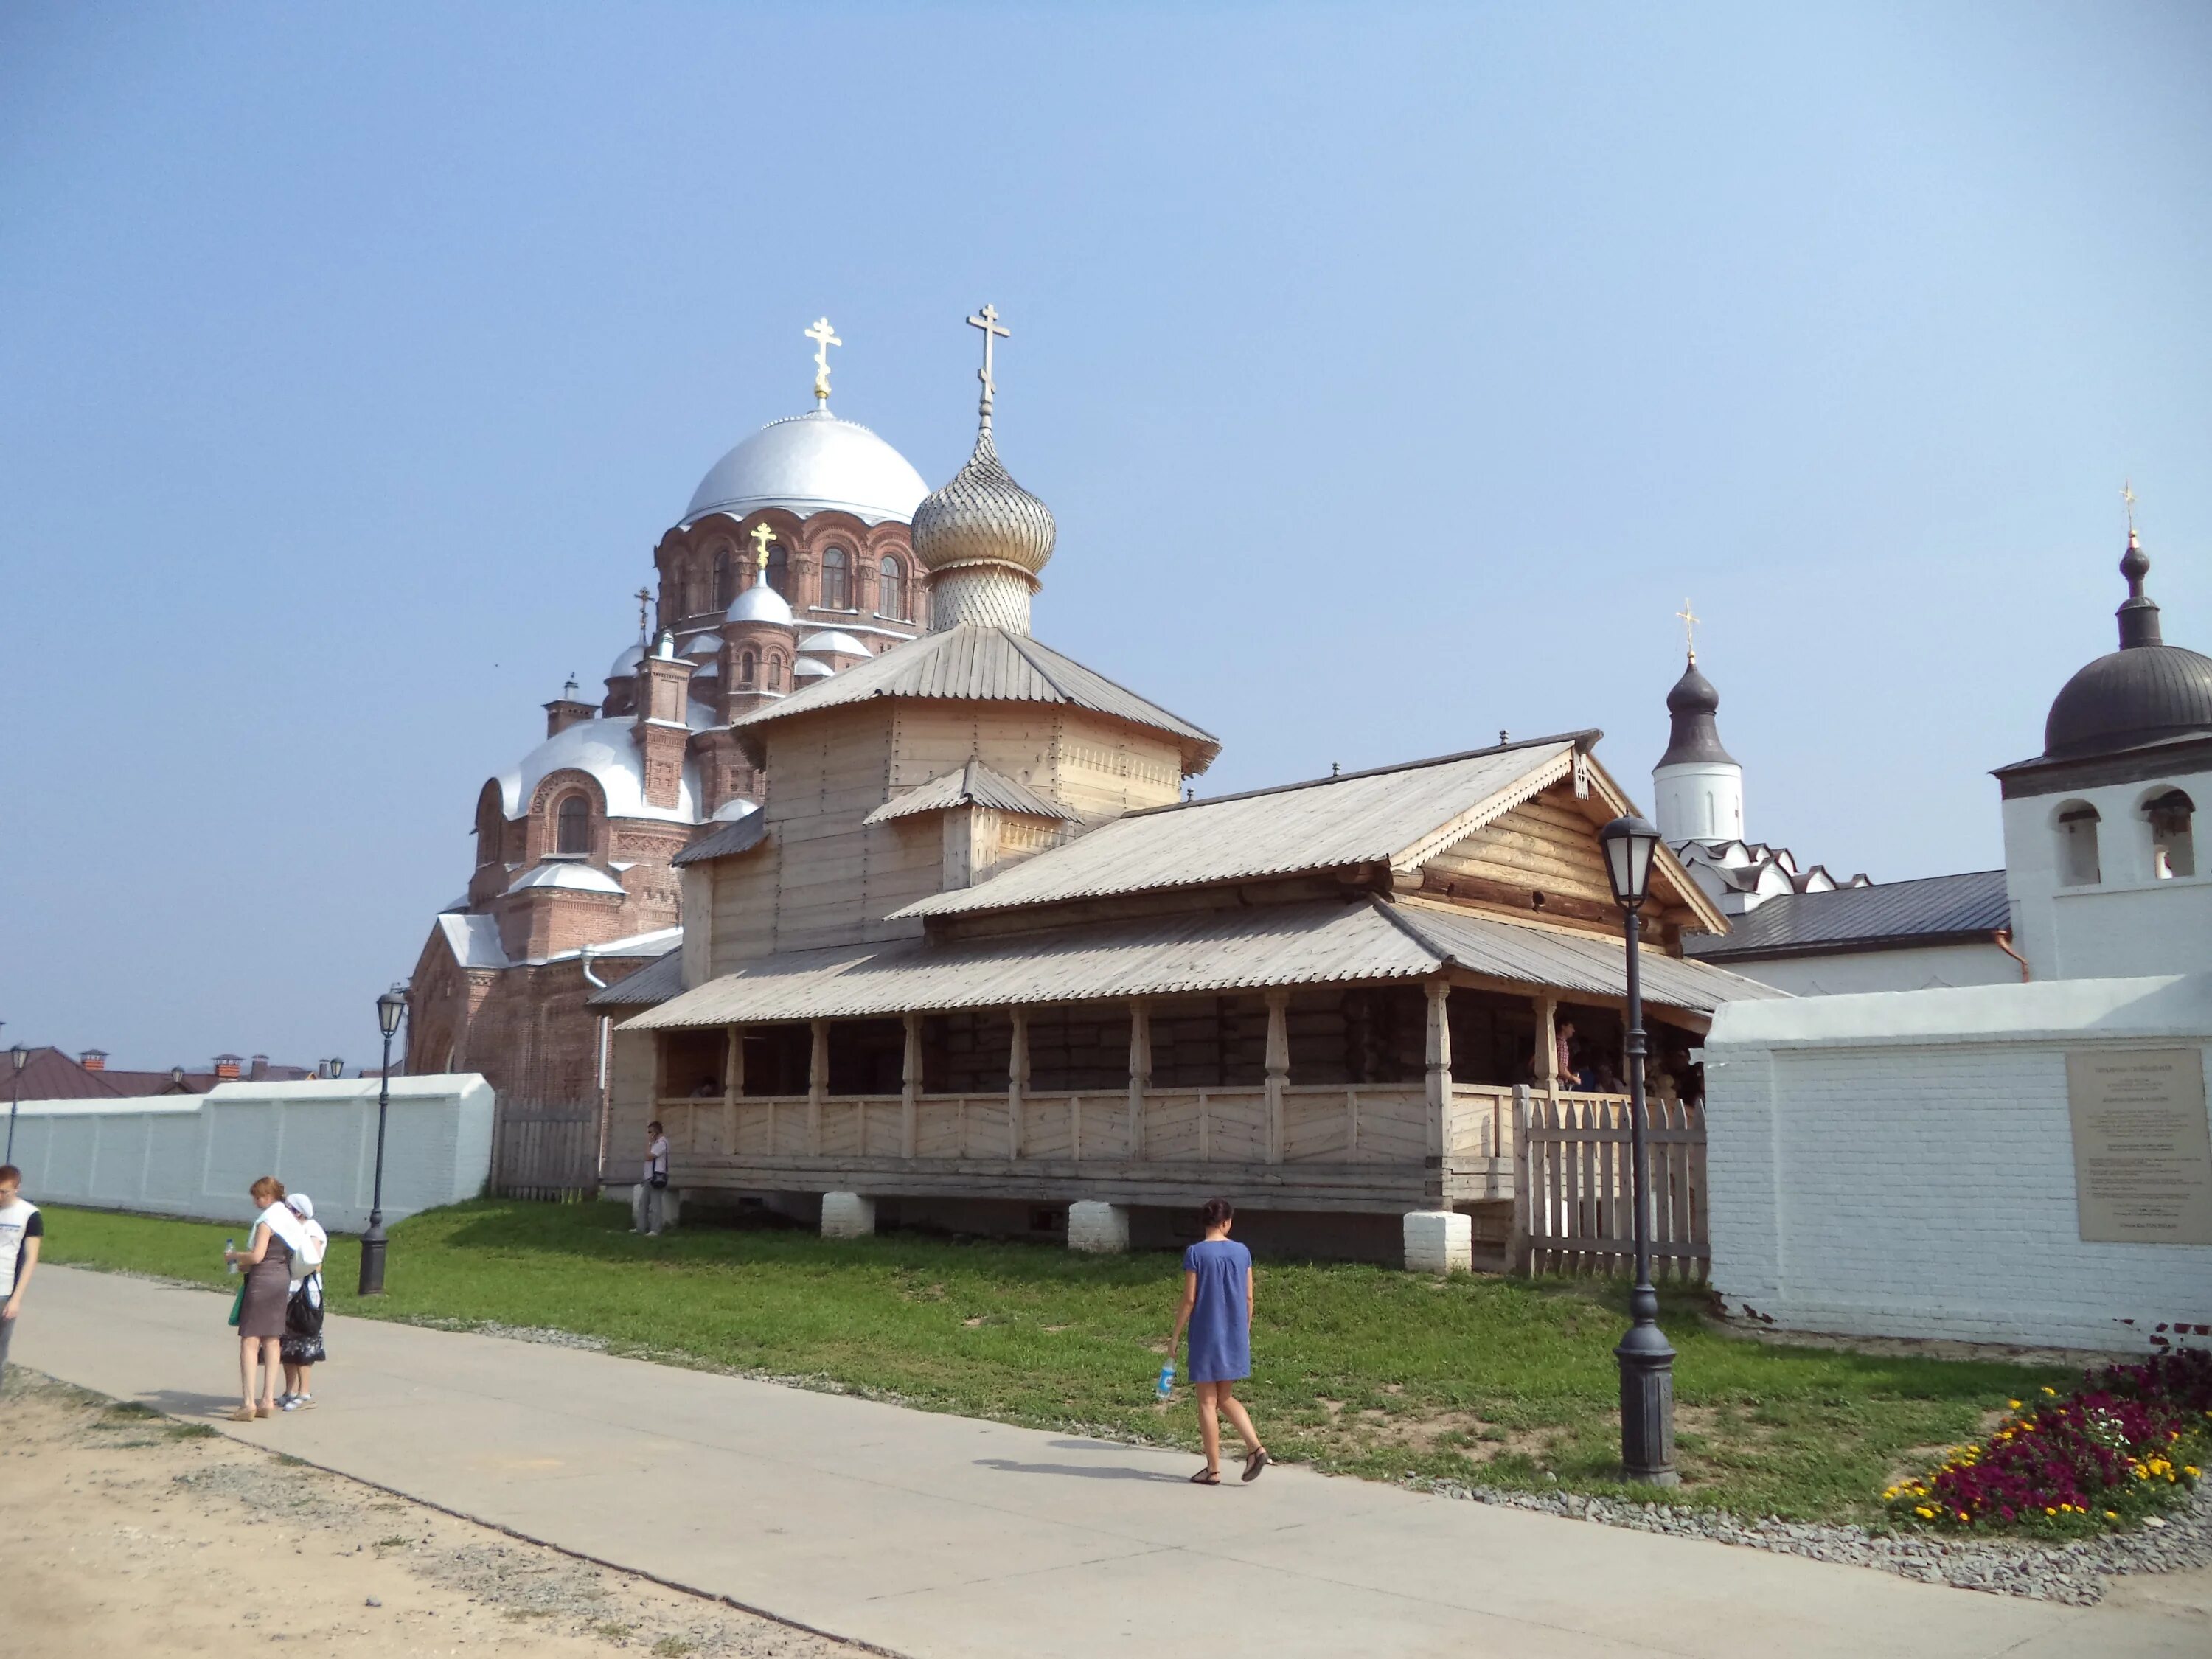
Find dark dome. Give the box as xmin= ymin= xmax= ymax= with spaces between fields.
xmin=2044 ymin=644 xmax=2212 ymax=759
xmin=2040 ymin=532 xmax=2212 ymax=760
xmin=1657 ymin=657 xmax=1738 ymax=767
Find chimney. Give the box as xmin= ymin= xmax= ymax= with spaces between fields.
xmin=213 ymin=1053 xmax=243 ymax=1080
xmin=543 ymin=675 xmax=597 ymax=738
xmin=80 ymin=1048 xmax=108 ymax=1071
xmin=248 ymin=1054 xmax=270 ymax=1080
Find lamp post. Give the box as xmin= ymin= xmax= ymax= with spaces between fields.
xmin=357 ymin=986 xmax=408 ymax=1296
xmin=1598 ymin=813 xmax=1678 ymax=1486
xmin=7 ymin=1044 xmax=27 ymax=1165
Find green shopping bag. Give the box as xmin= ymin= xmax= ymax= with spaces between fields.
xmin=226 ymin=1282 xmax=244 ymax=1328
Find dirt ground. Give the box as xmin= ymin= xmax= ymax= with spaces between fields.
xmin=0 ymin=1371 xmax=856 ymax=1659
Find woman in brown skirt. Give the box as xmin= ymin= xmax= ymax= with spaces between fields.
xmin=225 ymin=1175 xmax=299 ymax=1419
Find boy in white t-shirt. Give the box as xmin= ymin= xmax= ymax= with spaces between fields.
xmin=0 ymin=1164 xmax=44 ymax=1388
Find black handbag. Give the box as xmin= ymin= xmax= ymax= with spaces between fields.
xmin=285 ymin=1276 xmax=325 ymax=1338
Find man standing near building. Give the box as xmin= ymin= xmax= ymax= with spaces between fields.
xmin=0 ymin=1164 xmax=44 ymax=1388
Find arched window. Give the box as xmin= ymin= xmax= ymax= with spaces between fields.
xmin=2145 ymin=789 xmax=2196 ymax=880
xmin=713 ymin=549 xmax=734 ymax=608
xmin=821 ymin=546 xmax=851 ymax=609
xmin=2056 ymin=801 xmax=2102 ymax=887
xmin=765 ymin=543 xmax=788 ymax=596
xmin=878 ymin=556 xmax=906 ymax=620
xmin=474 ymin=787 xmax=504 ymax=865
xmin=767 ymin=652 xmax=785 ymax=692
xmin=556 ymin=795 xmax=590 ymax=856
xmin=737 ymin=648 xmax=757 ymax=689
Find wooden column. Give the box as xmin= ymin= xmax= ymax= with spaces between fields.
xmin=1533 ymin=994 xmax=1559 ymax=1087
xmin=900 ymin=1012 xmax=921 ymax=1159
xmin=807 ymin=1019 xmax=828 ymax=1155
xmin=1263 ymin=988 xmax=1290 ymax=1164
xmin=1127 ymin=1001 xmax=1151 ymax=1160
xmin=722 ymin=1026 xmax=742 ymax=1155
xmin=1425 ymin=978 xmax=1453 ymax=1160
xmin=1007 ymin=1006 xmax=1029 ymax=1161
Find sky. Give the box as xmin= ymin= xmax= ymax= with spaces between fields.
xmin=1 ymin=3 xmax=2208 ymax=1072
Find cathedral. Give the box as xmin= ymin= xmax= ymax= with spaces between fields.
xmin=403 ymin=321 xmax=939 ymax=1099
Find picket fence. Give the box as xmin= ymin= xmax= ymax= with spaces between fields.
xmin=1514 ymin=1092 xmax=1708 ymax=1281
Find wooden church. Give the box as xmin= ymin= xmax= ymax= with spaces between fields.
xmin=597 ymin=312 xmax=1779 ymax=1259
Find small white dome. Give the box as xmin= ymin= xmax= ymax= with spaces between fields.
xmin=685 ymin=411 xmax=929 ymax=527
xmin=711 ymin=796 xmax=760 ymax=822
xmin=508 ymin=862 xmax=627 ymax=896
xmin=793 ymin=658 xmax=834 ymax=680
xmin=726 ymin=583 xmax=795 ymax=627
xmin=799 ymin=630 xmax=870 ymax=657
xmin=680 ymin=630 xmax=722 ymax=659
xmin=497 ymin=717 xmax=700 ymax=824
xmin=608 ymin=642 xmax=645 ymax=680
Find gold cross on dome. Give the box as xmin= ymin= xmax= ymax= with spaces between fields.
xmin=749 ymin=520 xmax=776 ymax=571
xmin=1676 ymin=599 xmax=1701 ymax=662
xmin=633 ymin=586 xmax=653 ymax=644
xmin=804 ymin=316 xmax=841 ymax=408
xmin=2122 ymin=479 xmax=2138 ymax=538
xmin=967 ymin=303 xmax=1010 ymax=415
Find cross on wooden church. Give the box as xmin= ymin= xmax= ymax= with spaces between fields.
xmin=967 ymin=303 xmax=1009 ymax=417
xmin=1677 ymin=599 xmax=1700 ymax=663
xmin=633 ymin=586 xmax=652 ymax=644
xmin=805 ymin=316 xmax=841 ymax=408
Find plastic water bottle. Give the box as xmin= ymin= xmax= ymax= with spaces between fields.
xmin=225 ymin=1237 xmax=238 ymax=1275
xmin=1155 ymin=1360 xmax=1175 ymax=1399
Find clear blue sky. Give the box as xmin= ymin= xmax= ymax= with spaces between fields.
xmin=2 ymin=4 xmax=2207 ymax=1072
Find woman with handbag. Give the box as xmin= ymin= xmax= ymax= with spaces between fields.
xmin=279 ymin=1193 xmax=329 ymax=1411
xmin=223 ymin=1175 xmax=307 ymax=1420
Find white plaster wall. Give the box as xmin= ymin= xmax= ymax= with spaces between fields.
xmin=1653 ymin=759 xmax=1744 ymax=844
xmin=2000 ymin=765 xmax=2212 ymax=981
xmin=1705 ymin=975 xmax=2212 ymax=1352
xmin=1715 ymin=942 xmax=2021 ymax=997
xmin=4 ymin=1077 xmax=494 ymax=1234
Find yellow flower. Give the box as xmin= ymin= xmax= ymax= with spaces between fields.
xmin=2106 ymin=1510 xmax=2121 ymax=1520
xmin=2040 ymin=1386 xmax=2056 ymax=1396
xmin=1915 ymin=1506 xmax=1934 ymax=1518
xmin=2007 ymin=1399 xmax=2022 ymax=1409
xmin=2043 ymin=1506 xmax=2056 ymax=1514
xmin=2186 ymin=1467 xmax=2202 ymax=1478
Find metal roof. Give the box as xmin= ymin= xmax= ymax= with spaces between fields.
xmin=1683 ymin=870 xmax=2010 ymax=961
xmin=728 ymin=623 xmax=1220 ymax=762
xmin=863 ymin=759 xmax=1079 ymax=825
xmin=684 ymin=411 xmax=928 ymax=528
xmin=619 ymin=894 xmax=1780 ymax=1032
xmin=588 ymin=948 xmax=686 ymax=1008
xmin=892 ymin=740 xmax=1581 ymax=921
xmin=671 ymin=812 xmax=770 ymax=867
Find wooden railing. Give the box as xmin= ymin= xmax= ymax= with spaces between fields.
xmin=654 ymin=1082 xmax=1434 ymax=1166
xmin=1515 ymin=1093 xmax=1707 ymax=1281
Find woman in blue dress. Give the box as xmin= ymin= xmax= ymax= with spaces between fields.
xmin=1167 ymin=1197 xmax=1269 ymax=1484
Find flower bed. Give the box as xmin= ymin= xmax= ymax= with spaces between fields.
xmin=1886 ymin=1349 xmax=2211 ymax=1537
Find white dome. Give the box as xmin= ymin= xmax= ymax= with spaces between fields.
xmin=726 ymin=583 xmax=794 ymax=626
xmin=793 ymin=658 xmax=834 ymax=680
xmin=679 ymin=630 xmax=722 ymax=659
xmin=684 ymin=411 xmax=928 ymax=527
xmin=711 ymin=796 xmax=760 ymax=823
xmin=508 ymin=862 xmax=627 ymax=896
xmin=608 ymin=642 xmax=645 ymax=680
xmin=799 ymin=630 xmax=869 ymax=657
xmin=498 ymin=716 xmax=700 ymax=824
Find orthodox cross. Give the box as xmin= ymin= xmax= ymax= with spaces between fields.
xmin=633 ymin=586 xmax=653 ymax=644
xmin=804 ymin=316 xmax=841 ymax=409
xmin=750 ymin=519 xmax=776 ymax=573
xmin=967 ymin=303 xmax=1009 ymax=420
xmin=1676 ymin=599 xmax=1701 ymax=662
xmin=2122 ymin=479 xmax=2138 ymax=538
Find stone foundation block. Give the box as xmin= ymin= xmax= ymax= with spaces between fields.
xmin=1067 ymin=1200 xmax=1130 ymax=1254
xmin=1403 ymin=1209 xmax=1472 ymax=1274
xmin=821 ymin=1192 xmax=877 ymax=1239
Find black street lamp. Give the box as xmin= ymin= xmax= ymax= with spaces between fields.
xmin=7 ymin=1044 xmax=27 ymax=1166
xmin=357 ymin=985 xmax=408 ymax=1296
xmin=1598 ymin=813 xmax=1679 ymax=1487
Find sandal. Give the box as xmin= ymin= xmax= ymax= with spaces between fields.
xmin=255 ymin=1404 xmax=274 ymax=1418
xmin=1189 ymin=1468 xmax=1221 ymax=1484
xmin=228 ymin=1406 xmax=257 ymax=1422
xmin=1243 ymin=1448 xmax=1270 ymax=1482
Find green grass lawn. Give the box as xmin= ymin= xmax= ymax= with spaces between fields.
xmin=41 ymin=1199 xmax=2073 ymax=1523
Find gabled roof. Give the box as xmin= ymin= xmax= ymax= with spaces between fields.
xmin=727 ymin=623 xmax=1220 ymax=767
xmin=436 ymin=912 xmax=510 ymax=970
xmin=672 ymin=811 xmax=770 ymax=868
xmin=863 ymin=759 xmax=1079 ymax=826
xmin=891 ymin=737 xmax=1588 ymax=921
xmin=619 ymin=894 xmax=1780 ymax=1032
xmin=1684 ymin=870 xmax=2010 ymax=961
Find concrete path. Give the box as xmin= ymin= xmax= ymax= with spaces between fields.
xmin=18 ymin=1265 xmax=2209 ymax=1658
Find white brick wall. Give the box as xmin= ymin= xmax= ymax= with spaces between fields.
xmin=1068 ymin=1200 xmax=1129 ymax=1253
xmin=1707 ymin=975 xmax=2212 ymax=1352
xmin=6 ymin=1077 xmax=495 ymax=1234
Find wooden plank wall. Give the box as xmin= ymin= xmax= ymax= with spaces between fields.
xmin=490 ymin=1099 xmax=599 ymax=1202
xmin=1514 ymin=1093 xmax=1708 ymax=1281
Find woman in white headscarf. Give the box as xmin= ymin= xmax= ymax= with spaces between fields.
xmin=278 ymin=1193 xmax=329 ymax=1411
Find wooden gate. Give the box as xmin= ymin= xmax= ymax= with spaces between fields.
xmin=491 ymin=1099 xmax=600 ymax=1201
xmin=1514 ymin=1091 xmax=1707 ymax=1280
